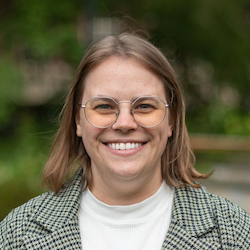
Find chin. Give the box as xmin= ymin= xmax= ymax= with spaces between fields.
xmin=112 ymin=168 xmax=142 ymax=180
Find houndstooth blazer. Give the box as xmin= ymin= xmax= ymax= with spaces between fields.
xmin=1 ymin=168 xmax=250 ymax=250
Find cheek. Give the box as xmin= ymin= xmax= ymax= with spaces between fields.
xmin=76 ymin=112 xmax=93 ymax=138
xmin=81 ymin=123 xmax=102 ymax=148
xmin=155 ymin=122 xmax=172 ymax=150
xmin=81 ymin=127 xmax=104 ymax=163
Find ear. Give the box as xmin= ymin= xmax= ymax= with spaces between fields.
xmin=167 ymin=111 xmax=173 ymax=138
xmin=167 ymin=124 xmax=173 ymax=138
xmin=75 ymin=112 xmax=82 ymax=137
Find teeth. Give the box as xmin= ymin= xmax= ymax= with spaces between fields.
xmin=107 ymin=142 xmax=142 ymax=150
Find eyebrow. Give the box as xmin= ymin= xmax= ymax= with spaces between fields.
xmin=91 ymin=95 xmax=159 ymax=102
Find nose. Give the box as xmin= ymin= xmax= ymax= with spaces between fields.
xmin=111 ymin=103 xmax=138 ymax=132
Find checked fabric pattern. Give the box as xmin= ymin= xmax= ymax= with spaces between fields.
xmin=1 ymin=167 xmax=250 ymax=249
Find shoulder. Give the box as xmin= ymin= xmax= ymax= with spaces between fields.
xmin=0 ymin=168 xmax=83 ymax=248
xmin=174 ymin=184 xmax=250 ymax=247
xmin=177 ymin=183 xmax=249 ymax=213
xmin=208 ymin=190 xmax=250 ymax=241
xmin=187 ymin=184 xmax=250 ymax=223
xmin=0 ymin=192 xmax=49 ymax=248
xmin=193 ymin=185 xmax=249 ymax=222
xmin=1 ymin=192 xmax=47 ymax=224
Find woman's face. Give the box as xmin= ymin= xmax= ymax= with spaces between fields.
xmin=76 ymin=56 xmax=172 ymax=204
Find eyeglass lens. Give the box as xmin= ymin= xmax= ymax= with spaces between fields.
xmin=84 ymin=97 xmax=167 ymax=128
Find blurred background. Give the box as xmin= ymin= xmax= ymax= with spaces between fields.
xmin=0 ymin=0 xmax=250 ymax=220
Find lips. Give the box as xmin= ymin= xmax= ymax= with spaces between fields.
xmin=107 ymin=142 xmax=144 ymax=150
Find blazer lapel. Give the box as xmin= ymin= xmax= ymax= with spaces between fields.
xmin=162 ymin=185 xmax=221 ymax=250
xmin=23 ymin=219 xmax=82 ymax=250
xmin=23 ymin=168 xmax=83 ymax=250
xmin=161 ymin=221 xmax=220 ymax=250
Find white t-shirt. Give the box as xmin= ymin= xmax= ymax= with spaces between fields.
xmin=78 ymin=182 xmax=175 ymax=250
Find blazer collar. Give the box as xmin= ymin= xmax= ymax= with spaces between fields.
xmin=172 ymin=185 xmax=215 ymax=236
xmin=162 ymin=185 xmax=219 ymax=249
xmin=32 ymin=167 xmax=83 ymax=231
xmin=23 ymin=168 xmax=84 ymax=250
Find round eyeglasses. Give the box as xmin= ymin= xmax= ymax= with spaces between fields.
xmin=80 ymin=96 xmax=170 ymax=128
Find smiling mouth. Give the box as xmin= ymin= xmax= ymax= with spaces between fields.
xmin=106 ymin=142 xmax=146 ymax=150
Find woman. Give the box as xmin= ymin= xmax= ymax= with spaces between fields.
xmin=1 ymin=32 xmax=249 ymax=250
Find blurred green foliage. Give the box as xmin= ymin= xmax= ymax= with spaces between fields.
xmin=0 ymin=0 xmax=82 ymax=63
xmin=0 ymin=58 xmax=23 ymax=127
xmin=0 ymin=0 xmax=250 ymax=220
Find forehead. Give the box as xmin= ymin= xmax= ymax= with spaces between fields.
xmin=82 ymin=56 xmax=167 ymax=101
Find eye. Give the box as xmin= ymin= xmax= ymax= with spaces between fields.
xmin=133 ymin=97 xmax=162 ymax=114
xmin=92 ymin=100 xmax=117 ymax=114
xmin=133 ymin=103 xmax=156 ymax=114
xmin=95 ymin=104 xmax=113 ymax=110
xmin=136 ymin=103 xmax=154 ymax=109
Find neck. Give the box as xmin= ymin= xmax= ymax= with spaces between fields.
xmin=89 ymin=169 xmax=163 ymax=205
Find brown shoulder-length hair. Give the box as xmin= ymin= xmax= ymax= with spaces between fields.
xmin=42 ymin=32 xmax=210 ymax=193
